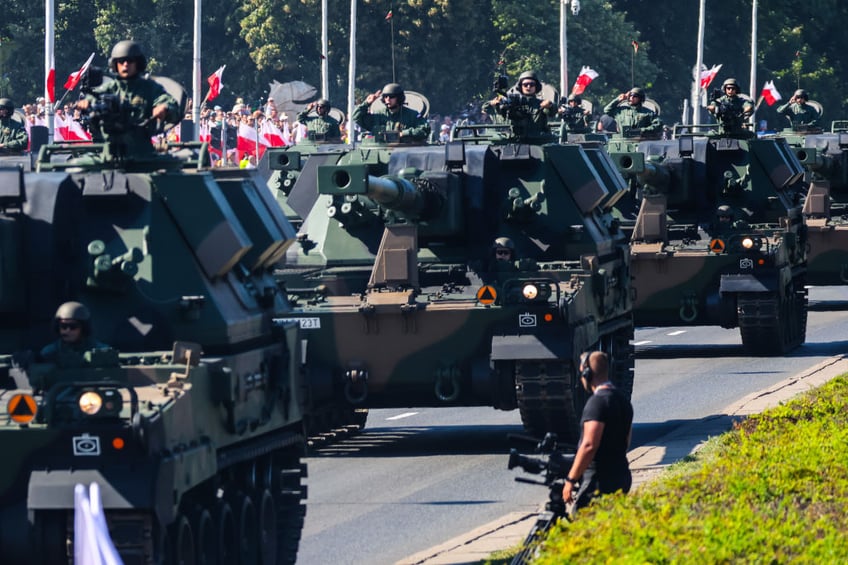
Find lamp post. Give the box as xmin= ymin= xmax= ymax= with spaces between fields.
xmin=561 ymin=0 xmax=581 ymax=97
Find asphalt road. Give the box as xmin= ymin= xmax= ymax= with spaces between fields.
xmin=295 ymin=287 xmax=848 ymax=565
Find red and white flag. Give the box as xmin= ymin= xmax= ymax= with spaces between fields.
xmin=207 ymin=65 xmax=226 ymax=101
xmin=236 ymin=122 xmax=270 ymax=161
xmin=64 ymin=53 xmax=95 ymax=91
xmin=571 ymin=66 xmax=599 ymax=96
xmin=46 ymin=68 xmax=56 ymax=103
xmin=261 ymin=120 xmax=286 ymax=147
xmin=699 ymin=64 xmax=722 ymax=90
xmin=281 ymin=121 xmax=293 ymax=146
xmin=54 ymin=113 xmax=91 ymax=142
xmin=761 ymin=80 xmax=782 ymax=106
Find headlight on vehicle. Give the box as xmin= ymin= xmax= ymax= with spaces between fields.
xmin=78 ymin=391 xmax=103 ymax=415
xmin=742 ymin=237 xmax=755 ymax=250
xmin=522 ymin=284 xmax=539 ymax=300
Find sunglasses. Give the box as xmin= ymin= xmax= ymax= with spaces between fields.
xmin=114 ymin=57 xmax=136 ymax=65
xmin=520 ymin=82 xmax=537 ymax=88
xmin=725 ymin=86 xmax=737 ymax=90
xmin=495 ymin=249 xmax=512 ymax=256
xmin=382 ymin=94 xmax=399 ymax=99
xmin=59 ymin=322 xmax=81 ymax=331
xmin=317 ymin=105 xmax=329 ymax=109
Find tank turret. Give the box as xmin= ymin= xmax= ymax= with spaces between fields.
xmin=607 ymin=132 xmax=808 ymax=354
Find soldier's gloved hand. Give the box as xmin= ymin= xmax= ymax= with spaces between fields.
xmin=152 ymin=104 xmax=170 ymax=121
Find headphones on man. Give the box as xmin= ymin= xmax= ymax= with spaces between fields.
xmin=579 ymin=352 xmax=593 ymax=381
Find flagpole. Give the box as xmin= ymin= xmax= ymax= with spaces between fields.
xmin=347 ymin=0 xmax=356 ymax=148
xmin=390 ymin=1 xmax=396 ymax=83
xmin=45 ymin=0 xmax=55 ymax=140
xmin=321 ymin=0 xmax=329 ymax=99
xmin=749 ymin=0 xmax=758 ymax=127
xmin=690 ymin=0 xmax=706 ymax=127
xmin=191 ymin=0 xmax=202 ymax=141
xmin=560 ymin=1 xmax=568 ymax=98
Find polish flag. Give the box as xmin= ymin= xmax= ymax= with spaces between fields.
xmin=67 ymin=119 xmax=92 ymax=141
xmin=761 ymin=80 xmax=782 ymax=106
xmin=261 ymin=120 xmax=286 ymax=147
xmin=207 ymin=65 xmax=226 ymax=101
xmin=199 ymin=121 xmax=211 ymax=143
xmin=571 ymin=66 xmax=599 ymax=96
xmin=46 ymin=68 xmax=56 ymax=103
xmin=281 ymin=121 xmax=293 ymax=146
xmin=699 ymin=64 xmax=722 ymax=90
xmin=236 ymin=122 xmax=270 ymax=161
xmin=64 ymin=53 xmax=96 ymax=91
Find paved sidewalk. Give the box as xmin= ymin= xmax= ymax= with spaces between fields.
xmin=397 ymin=355 xmax=848 ymax=565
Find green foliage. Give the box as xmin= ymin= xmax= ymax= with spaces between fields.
xmin=524 ymin=376 xmax=848 ymax=564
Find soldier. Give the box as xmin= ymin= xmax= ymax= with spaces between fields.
xmin=296 ymin=98 xmax=341 ymax=141
xmin=0 ymin=98 xmax=29 ymax=155
xmin=707 ymin=78 xmax=754 ymax=136
xmin=39 ymin=302 xmax=109 ymax=365
xmin=76 ymin=40 xmax=180 ymax=156
xmin=777 ymin=89 xmax=821 ymax=129
xmin=559 ymin=94 xmax=591 ymax=134
xmin=487 ymin=70 xmax=556 ymax=140
xmin=352 ymin=83 xmax=430 ymax=142
xmin=602 ymin=87 xmax=662 ymax=138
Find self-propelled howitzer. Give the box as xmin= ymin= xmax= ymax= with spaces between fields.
xmin=0 ymin=122 xmax=307 ymax=562
xmin=275 ymin=136 xmax=634 ymax=442
xmin=608 ymin=132 xmax=808 ymax=354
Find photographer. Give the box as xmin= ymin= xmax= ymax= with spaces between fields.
xmin=487 ymin=70 xmax=556 ymax=140
xmin=562 ymin=351 xmax=634 ymax=511
xmin=558 ymin=94 xmax=591 ymax=134
xmin=707 ymin=78 xmax=754 ymax=136
xmin=75 ymin=40 xmax=179 ymax=157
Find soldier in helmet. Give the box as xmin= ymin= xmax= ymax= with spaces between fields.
xmin=75 ymin=40 xmax=179 ymax=157
xmin=777 ymin=89 xmax=821 ymax=130
xmin=558 ymin=94 xmax=591 ymax=134
xmin=707 ymin=78 xmax=754 ymax=136
xmin=352 ymin=83 xmax=430 ymax=142
xmin=0 ymin=98 xmax=29 ymax=155
xmin=602 ymin=87 xmax=662 ymax=138
xmin=39 ymin=302 xmax=109 ymax=365
xmin=487 ymin=70 xmax=556 ymax=140
xmin=297 ymin=98 xmax=341 ymax=141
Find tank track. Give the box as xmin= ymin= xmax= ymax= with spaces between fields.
xmin=738 ymin=282 xmax=808 ymax=355
xmin=38 ymin=434 xmax=307 ymax=565
xmin=515 ymin=360 xmax=579 ymax=444
xmin=305 ymin=404 xmax=369 ymax=449
xmin=515 ymin=322 xmax=635 ymax=444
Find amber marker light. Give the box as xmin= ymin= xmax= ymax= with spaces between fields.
xmin=112 ymin=437 xmax=125 ymax=450
xmin=758 ymin=258 xmax=765 ymax=265
xmin=544 ymin=313 xmax=554 ymax=322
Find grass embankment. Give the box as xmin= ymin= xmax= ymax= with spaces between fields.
xmin=492 ymin=375 xmax=848 ymax=564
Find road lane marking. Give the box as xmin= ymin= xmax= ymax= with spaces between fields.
xmin=385 ymin=412 xmax=419 ymax=421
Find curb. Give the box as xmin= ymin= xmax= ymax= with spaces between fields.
xmin=397 ymin=354 xmax=848 ymax=565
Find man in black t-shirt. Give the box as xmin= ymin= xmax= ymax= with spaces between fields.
xmin=562 ymin=351 xmax=634 ymax=510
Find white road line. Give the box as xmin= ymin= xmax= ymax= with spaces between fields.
xmin=634 ymin=340 xmax=652 ymax=346
xmin=667 ymin=330 xmax=687 ymax=336
xmin=385 ymin=412 xmax=419 ymax=421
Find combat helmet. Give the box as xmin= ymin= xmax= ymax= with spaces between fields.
xmin=793 ymin=89 xmax=808 ymax=100
xmin=316 ymin=98 xmax=331 ymax=108
xmin=721 ymin=78 xmax=740 ymax=90
xmin=382 ymin=83 xmax=405 ymax=103
xmin=52 ymin=301 xmax=93 ymax=336
xmin=628 ymin=87 xmax=645 ymax=99
xmin=109 ymin=40 xmax=147 ymax=72
xmin=567 ymin=94 xmax=582 ymax=103
xmin=493 ymin=237 xmax=515 ymax=251
xmin=517 ymin=70 xmax=542 ymax=91
xmin=0 ymin=98 xmax=13 ymax=115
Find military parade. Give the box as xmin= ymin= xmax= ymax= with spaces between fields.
xmin=2 ymin=0 xmax=848 ymax=563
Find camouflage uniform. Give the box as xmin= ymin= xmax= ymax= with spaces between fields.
xmin=710 ymin=95 xmax=754 ymax=135
xmin=39 ymin=336 xmax=109 ymax=366
xmin=0 ymin=115 xmax=28 ymax=154
xmin=352 ymin=100 xmax=430 ymax=142
xmin=297 ymin=102 xmax=341 ymax=140
xmin=86 ymin=75 xmax=179 ymax=156
xmin=603 ymin=97 xmax=662 ymax=137
xmin=776 ymin=101 xmax=820 ymax=129
xmin=495 ymin=95 xmax=557 ymax=139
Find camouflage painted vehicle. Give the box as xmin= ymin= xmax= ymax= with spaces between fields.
xmin=0 ymin=82 xmax=307 ymax=563
xmin=779 ymin=118 xmax=848 ymax=286
xmin=269 ymin=123 xmax=634 ymax=442
xmin=608 ymin=126 xmax=808 ymax=354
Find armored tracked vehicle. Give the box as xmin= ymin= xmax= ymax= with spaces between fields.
xmin=0 ymin=81 xmax=307 ymax=563
xmin=608 ymin=128 xmax=808 ymax=354
xmin=780 ymin=120 xmax=848 ymax=286
xmin=270 ymin=124 xmax=634 ymax=442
